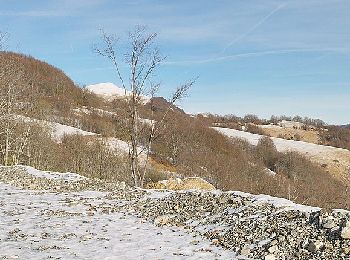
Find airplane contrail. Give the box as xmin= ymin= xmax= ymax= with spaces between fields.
xmin=222 ymin=3 xmax=287 ymax=54
xmin=164 ymin=48 xmax=345 ymax=66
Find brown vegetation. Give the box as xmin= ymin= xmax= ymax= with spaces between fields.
xmin=0 ymin=50 xmax=348 ymax=210
xmin=152 ymin=115 xmax=349 ymax=210
xmin=319 ymin=125 xmax=350 ymax=150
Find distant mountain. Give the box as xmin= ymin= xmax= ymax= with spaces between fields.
xmin=85 ymin=82 xmax=150 ymax=104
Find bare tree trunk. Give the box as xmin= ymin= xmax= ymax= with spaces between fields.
xmin=0 ymin=51 xmax=27 ymax=166
xmin=94 ymin=26 xmax=194 ymax=187
xmin=4 ymin=124 xmax=10 ymax=166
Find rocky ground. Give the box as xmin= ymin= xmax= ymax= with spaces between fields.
xmin=0 ymin=166 xmax=350 ymax=259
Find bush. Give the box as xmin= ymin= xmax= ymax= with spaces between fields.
xmin=256 ymin=136 xmax=278 ymax=170
xmin=319 ymin=126 xmax=350 ymax=150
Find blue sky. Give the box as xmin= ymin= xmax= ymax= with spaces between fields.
xmin=1 ymin=0 xmax=349 ymax=124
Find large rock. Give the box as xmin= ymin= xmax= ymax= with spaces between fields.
xmin=147 ymin=177 xmax=215 ymax=191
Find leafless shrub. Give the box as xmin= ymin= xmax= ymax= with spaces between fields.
xmin=256 ymin=136 xmax=278 ymax=170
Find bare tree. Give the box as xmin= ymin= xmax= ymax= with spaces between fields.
xmin=0 ymin=34 xmax=29 ymax=166
xmin=0 ymin=31 xmax=8 ymax=50
xmin=94 ymin=26 xmax=195 ymax=187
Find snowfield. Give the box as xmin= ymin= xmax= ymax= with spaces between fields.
xmin=0 ymin=169 xmax=235 ymax=260
xmin=213 ymin=127 xmax=350 ymax=184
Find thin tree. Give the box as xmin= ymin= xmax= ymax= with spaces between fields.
xmin=0 ymin=31 xmax=8 ymax=50
xmin=94 ymin=26 xmax=195 ymax=187
xmin=0 ymin=33 xmax=29 ymax=166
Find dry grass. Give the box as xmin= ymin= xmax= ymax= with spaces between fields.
xmin=261 ymin=125 xmax=319 ymax=144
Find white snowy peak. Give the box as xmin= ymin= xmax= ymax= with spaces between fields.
xmin=86 ymin=82 xmax=150 ymax=103
xmin=85 ymin=82 xmax=130 ymax=97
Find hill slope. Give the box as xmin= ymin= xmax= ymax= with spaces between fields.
xmin=0 ymin=52 xmax=99 ymax=118
xmin=214 ymin=127 xmax=350 ymax=185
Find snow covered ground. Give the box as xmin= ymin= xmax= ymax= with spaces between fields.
xmin=214 ymin=127 xmax=350 ymax=183
xmin=17 ymin=114 xmax=147 ymax=160
xmin=16 ymin=115 xmax=96 ymax=141
xmin=103 ymin=137 xmax=130 ymax=154
xmin=0 ymin=175 xmax=235 ymax=259
xmin=23 ymin=165 xmax=87 ymax=181
xmin=49 ymin=121 xmax=96 ymax=141
xmin=213 ymin=126 xmax=350 ymax=157
xmin=73 ymin=106 xmax=155 ymax=127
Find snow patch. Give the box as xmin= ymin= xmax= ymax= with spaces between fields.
xmin=213 ymin=127 xmax=349 ymax=157
xmin=15 ymin=115 xmax=96 ymax=141
xmin=50 ymin=122 xmax=96 ymax=141
xmin=21 ymin=165 xmax=87 ymax=182
xmin=228 ymin=191 xmax=320 ymax=213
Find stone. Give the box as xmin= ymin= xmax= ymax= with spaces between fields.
xmin=265 ymin=254 xmax=276 ymax=260
xmin=308 ymin=240 xmax=324 ymax=252
xmin=268 ymin=245 xmax=279 ymax=254
xmin=240 ymin=247 xmax=251 ymax=256
xmin=344 ymin=247 xmax=350 ymax=254
xmin=119 ymin=181 xmax=126 ymax=190
xmin=322 ymin=217 xmax=337 ymax=229
xmin=341 ymin=222 xmax=350 ymax=239
xmin=154 ymin=215 xmax=171 ymax=226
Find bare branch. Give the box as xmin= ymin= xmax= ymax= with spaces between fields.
xmin=0 ymin=31 xmax=9 ymax=50
xmin=93 ymin=29 xmax=127 ymax=93
xmin=170 ymin=77 xmax=197 ymax=104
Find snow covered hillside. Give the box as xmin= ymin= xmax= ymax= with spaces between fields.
xmin=17 ymin=115 xmax=96 ymax=141
xmin=86 ymin=82 xmax=150 ymax=104
xmin=17 ymin=115 xmax=137 ymax=155
xmin=214 ymin=127 xmax=350 ymax=184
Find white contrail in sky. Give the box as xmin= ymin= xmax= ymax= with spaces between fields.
xmin=222 ymin=3 xmax=287 ymax=54
xmin=164 ymin=48 xmax=345 ymax=66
